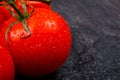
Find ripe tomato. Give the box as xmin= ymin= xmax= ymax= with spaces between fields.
xmin=1 ymin=8 xmax=72 ymax=76
xmin=0 ymin=42 xmax=14 ymax=80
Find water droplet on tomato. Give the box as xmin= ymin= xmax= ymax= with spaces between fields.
xmin=53 ymin=46 xmax=56 ymax=49
xmin=49 ymin=37 xmax=53 ymax=40
xmin=46 ymin=21 xmax=57 ymax=30
xmin=30 ymin=46 xmax=35 ymax=49
xmin=36 ymin=44 xmax=42 ymax=47
xmin=64 ymin=30 xmax=67 ymax=33
xmin=38 ymin=44 xmax=42 ymax=46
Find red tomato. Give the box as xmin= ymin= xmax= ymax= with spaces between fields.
xmin=0 ymin=42 xmax=15 ymax=80
xmin=1 ymin=8 xmax=72 ymax=76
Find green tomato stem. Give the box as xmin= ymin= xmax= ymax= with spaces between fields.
xmin=21 ymin=0 xmax=28 ymax=17
xmin=5 ymin=0 xmax=31 ymax=39
xmin=21 ymin=19 xmax=31 ymax=38
xmin=6 ymin=0 xmax=25 ymax=19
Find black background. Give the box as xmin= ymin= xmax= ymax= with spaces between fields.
xmin=16 ymin=0 xmax=120 ymax=80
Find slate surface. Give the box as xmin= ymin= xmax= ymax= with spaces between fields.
xmin=16 ymin=0 xmax=120 ymax=80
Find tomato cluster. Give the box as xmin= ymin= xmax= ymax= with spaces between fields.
xmin=0 ymin=0 xmax=72 ymax=80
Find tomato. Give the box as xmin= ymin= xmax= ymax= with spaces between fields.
xmin=1 ymin=8 xmax=72 ymax=76
xmin=0 ymin=42 xmax=15 ymax=80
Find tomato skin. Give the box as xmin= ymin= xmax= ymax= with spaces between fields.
xmin=16 ymin=1 xmax=51 ymax=9
xmin=0 ymin=14 xmax=5 ymax=25
xmin=0 ymin=6 xmax=12 ymax=21
xmin=1 ymin=8 xmax=72 ymax=76
xmin=0 ymin=42 xmax=15 ymax=80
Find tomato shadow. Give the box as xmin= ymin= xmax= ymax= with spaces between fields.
xmin=15 ymin=71 xmax=57 ymax=80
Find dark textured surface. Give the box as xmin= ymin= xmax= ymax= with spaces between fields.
xmin=16 ymin=0 xmax=120 ymax=80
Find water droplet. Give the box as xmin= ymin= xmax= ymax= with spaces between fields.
xmin=30 ymin=46 xmax=35 ymax=49
xmin=46 ymin=21 xmax=57 ymax=30
xmin=53 ymin=46 xmax=56 ymax=49
xmin=38 ymin=44 xmax=42 ymax=47
xmin=64 ymin=30 xmax=67 ymax=33
xmin=35 ymin=43 xmax=42 ymax=47
xmin=49 ymin=37 xmax=53 ymax=40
